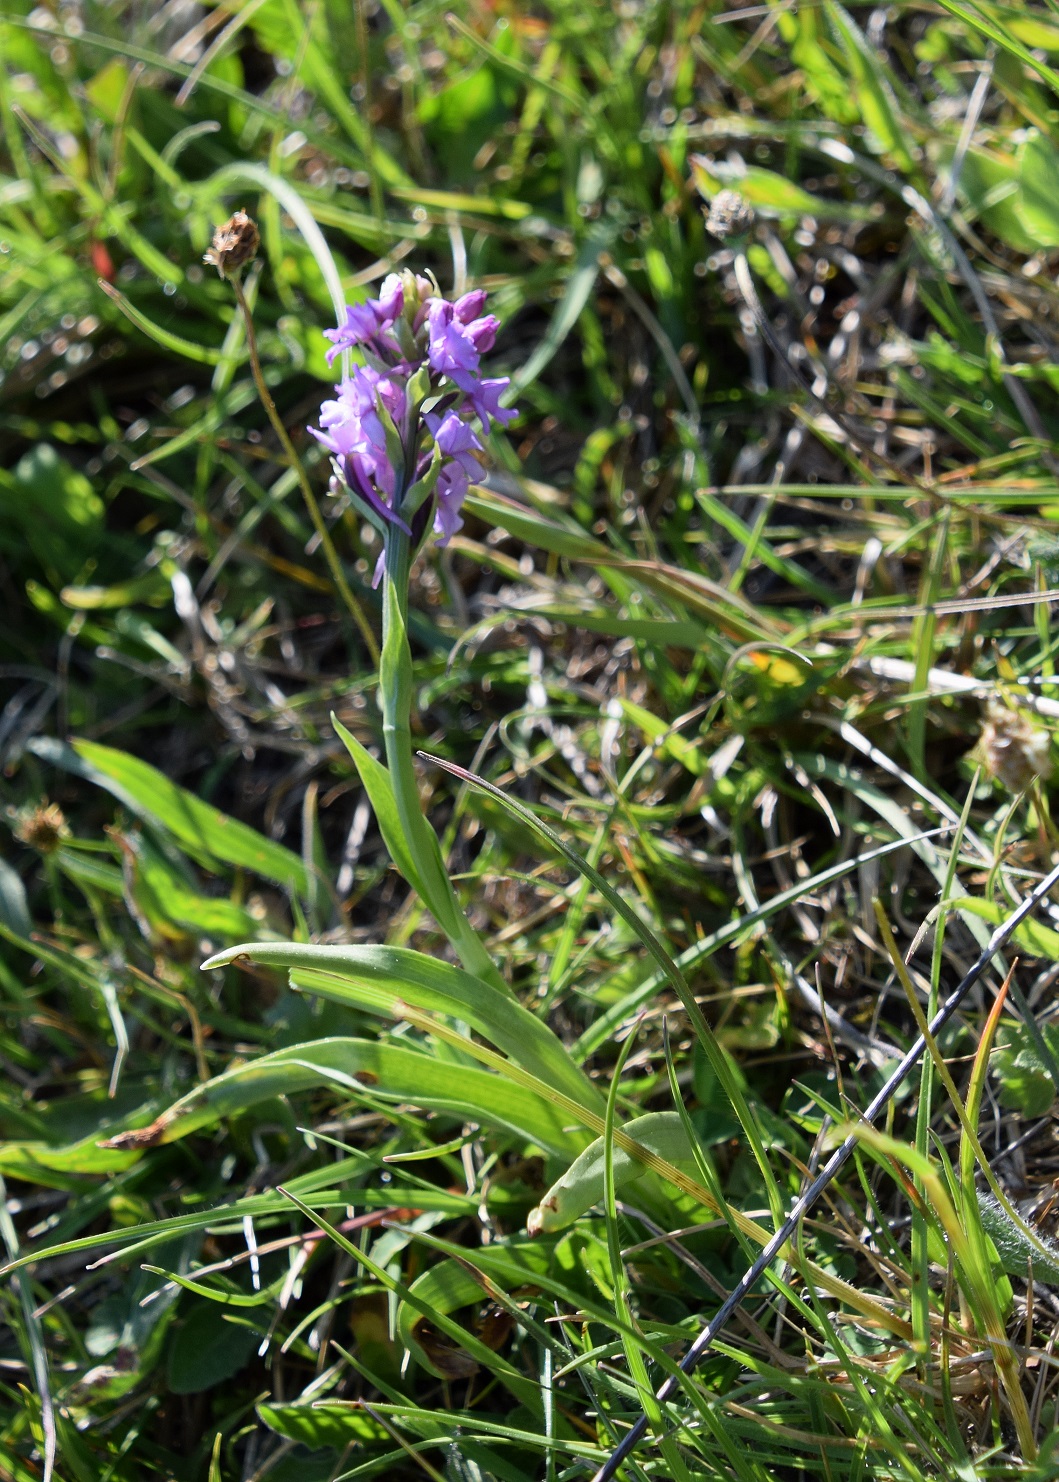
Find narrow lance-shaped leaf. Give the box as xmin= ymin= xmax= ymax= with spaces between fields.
xmin=100 ymin=1036 xmax=588 ymax=1159
xmin=372 ymin=584 xmax=507 ymax=990
xmin=331 ymin=717 xmax=434 ymax=908
xmin=202 ymin=940 xmax=605 ymax=1113
xmin=31 ymin=737 xmax=310 ymax=895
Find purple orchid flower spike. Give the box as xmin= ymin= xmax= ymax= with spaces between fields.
xmin=310 ymin=270 xmax=517 ymax=579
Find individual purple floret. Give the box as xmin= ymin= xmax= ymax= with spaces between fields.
xmin=310 ymin=271 xmax=516 ymax=571
xmin=427 ymin=411 xmax=485 ymax=539
xmin=323 ymin=273 xmax=407 ymax=364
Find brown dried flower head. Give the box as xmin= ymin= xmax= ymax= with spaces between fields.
xmin=979 ymin=700 xmax=1053 ymax=792
xmin=704 ymin=189 xmax=755 ymax=241
xmin=15 ymin=801 xmax=69 ymax=854
xmin=204 ymin=210 xmax=260 ymax=279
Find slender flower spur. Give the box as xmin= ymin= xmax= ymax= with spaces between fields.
xmin=310 ymin=272 xmax=516 ymax=578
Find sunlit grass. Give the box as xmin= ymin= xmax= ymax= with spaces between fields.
xmin=4 ymin=1 xmax=1059 ymax=1478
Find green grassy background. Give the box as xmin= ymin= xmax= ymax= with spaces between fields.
xmin=5 ymin=1 xmax=1059 ymax=1478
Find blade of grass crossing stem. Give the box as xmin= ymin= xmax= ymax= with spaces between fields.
xmin=593 ymin=857 xmax=1059 ymax=1482
xmin=602 ymin=1021 xmax=687 ymax=1481
xmin=545 ymin=817 xmax=607 ymax=1008
xmin=915 ymin=779 xmax=971 ymax=1370
xmin=908 ymin=507 xmax=949 ymax=780
xmin=883 ymin=895 xmax=941 ymax=1391
xmin=661 ymin=1025 xmax=757 ymax=1266
xmin=421 ymin=754 xmax=786 ymax=1227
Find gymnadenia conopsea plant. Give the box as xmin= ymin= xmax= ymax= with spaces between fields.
xmin=309 ymin=269 xmax=517 ymax=992
xmin=195 ymin=260 xmax=741 ymax=1240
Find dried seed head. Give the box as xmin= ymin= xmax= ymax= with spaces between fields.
xmin=979 ymin=701 xmax=1052 ymax=792
xmin=15 ymin=801 xmax=69 ymax=854
xmin=204 ymin=210 xmax=260 ymax=278
xmin=704 ymin=189 xmax=755 ymax=241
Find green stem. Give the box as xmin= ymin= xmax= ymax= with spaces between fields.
xmin=380 ymin=526 xmax=507 ymax=993
xmin=230 ymin=276 xmax=381 ymax=667
xmin=383 ymin=521 xmax=412 ymax=626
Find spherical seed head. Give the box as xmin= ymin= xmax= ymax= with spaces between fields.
xmin=979 ymin=701 xmax=1053 ymax=792
xmin=705 ymin=189 xmax=755 ymax=241
xmin=15 ymin=801 xmax=68 ymax=854
xmin=204 ymin=210 xmax=260 ymax=278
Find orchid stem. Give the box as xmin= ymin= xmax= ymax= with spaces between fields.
xmin=379 ymin=525 xmax=506 ymax=991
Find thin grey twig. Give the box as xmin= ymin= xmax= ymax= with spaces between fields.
xmin=940 ymin=54 xmax=994 ymax=215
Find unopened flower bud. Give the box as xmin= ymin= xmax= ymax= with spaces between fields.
xmin=204 ymin=210 xmax=260 ymax=278
xmin=454 ymin=290 xmax=488 ymax=324
xmin=705 ymin=190 xmax=755 ymax=241
xmin=399 ymin=269 xmax=436 ymax=318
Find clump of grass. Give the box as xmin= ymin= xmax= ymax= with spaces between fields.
xmin=5 ymin=2 xmax=1059 ymax=1479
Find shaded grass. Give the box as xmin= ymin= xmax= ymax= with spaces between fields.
xmin=5 ymin=1 xmax=1059 ymax=1479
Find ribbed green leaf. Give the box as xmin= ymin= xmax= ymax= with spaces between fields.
xmin=331 ymin=717 xmax=432 ymax=907
xmin=202 ymin=941 xmax=604 ymax=1113
xmin=148 ymin=1036 xmax=585 ymax=1157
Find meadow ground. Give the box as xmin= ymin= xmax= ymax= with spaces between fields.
xmin=5 ymin=2 xmax=1059 ymax=1479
